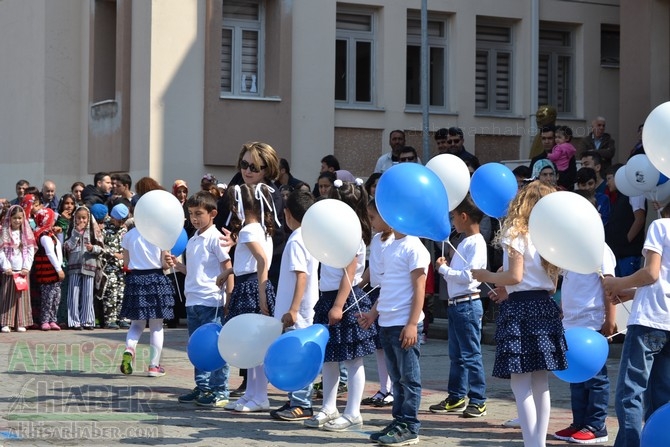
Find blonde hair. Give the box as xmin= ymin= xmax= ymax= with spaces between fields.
xmin=237 ymin=142 xmax=280 ymax=182
xmin=496 ymin=180 xmax=560 ymax=281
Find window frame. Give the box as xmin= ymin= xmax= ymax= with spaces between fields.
xmin=538 ymin=24 xmax=576 ymax=116
xmin=475 ymin=20 xmax=514 ymax=115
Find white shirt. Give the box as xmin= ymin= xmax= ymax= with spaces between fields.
xmin=630 ymin=195 xmax=646 ymax=212
xmin=274 ymin=227 xmax=319 ymax=329
xmin=122 ymin=228 xmax=163 ymax=270
xmin=561 ymin=244 xmax=616 ymax=330
xmin=184 ymin=224 xmax=230 ymax=307
xmin=1 ymin=229 xmax=35 ymax=271
xmin=232 ymin=222 xmax=273 ymax=276
xmin=439 ymin=233 xmax=487 ymax=298
xmin=319 ymin=240 xmax=366 ymax=292
xmin=40 ymin=234 xmax=63 ymax=273
xmin=628 ymin=219 xmax=670 ymax=331
xmin=374 ymin=152 xmax=423 ymax=174
xmin=503 ymin=232 xmax=555 ymax=293
xmin=369 ymin=232 xmax=395 ymax=287
xmin=377 ymin=235 xmax=430 ymax=327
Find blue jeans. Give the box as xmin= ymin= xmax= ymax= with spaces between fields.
xmin=614 ymin=256 xmax=641 ymax=278
xmin=570 ymin=363 xmax=609 ymax=431
xmin=380 ymin=324 xmax=423 ymax=434
xmin=447 ymin=299 xmax=486 ymax=405
xmin=186 ymin=305 xmax=230 ymax=397
xmin=614 ymin=324 xmax=670 ymax=447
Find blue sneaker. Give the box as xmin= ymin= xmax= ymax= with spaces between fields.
xmin=196 ymin=392 xmax=229 ymax=408
xmin=178 ymin=387 xmax=201 ymax=403
xmin=377 ymin=422 xmax=419 ymax=446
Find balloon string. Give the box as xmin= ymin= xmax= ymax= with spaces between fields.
xmin=172 ymin=269 xmax=184 ymax=303
xmin=445 ymin=240 xmax=497 ymax=296
xmin=441 ymin=241 xmax=445 ymax=258
xmin=342 ymin=285 xmax=380 ymax=315
xmin=343 ymin=269 xmax=363 ymax=316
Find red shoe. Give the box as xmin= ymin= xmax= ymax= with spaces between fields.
xmin=569 ymin=427 xmax=609 ymax=444
xmin=49 ymin=322 xmax=61 ymax=331
xmin=41 ymin=323 xmax=51 ymax=331
xmin=554 ymin=425 xmax=580 ymax=441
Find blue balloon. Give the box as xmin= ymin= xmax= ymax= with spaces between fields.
xmin=553 ymin=327 xmax=609 ymax=383
xmin=170 ymin=228 xmax=188 ymax=257
xmin=375 ymin=163 xmax=451 ymax=241
xmin=658 ymin=173 xmax=669 ymax=185
xmin=187 ymin=322 xmax=227 ymax=372
xmin=470 ymin=163 xmax=518 ymax=218
xmin=264 ymin=324 xmax=329 ymax=392
xmin=641 ymin=402 xmax=670 ymax=446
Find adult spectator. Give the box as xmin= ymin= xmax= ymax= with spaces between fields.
xmin=374 ymin=130 xmax=407 ymax=173
xmin=529 ymin=125 xmax=556 ymax=172
xmin=313 ymin=155 xmax=341 ymax=198
xmin=108 ymin=173 xmax=134 ymax=210
xmin=71 ymin=182 xmax=85 ymax=206
xmin=434 ymin=127 xmax=475 ymax=163
xmin=200 ymin=173 xmax=219 ymax=192
xmin=580 ymin=150 xmax=607 ymax=196
xmin=82 ymin=172 xmax=112 ymax=207
xmin=41 ymin=180 xmax=58 ymax=212
xmin=398 ymin=146 xmax=419 ymax=163
xmin=629 ymin=123 xmax=645 ymax=159
xmin=275 ymin=158 xmax=305 ymax=191
xmin=579 ymin=116 xmax=616 ymax=171
xmin=10 ymin=179 xmax=30 ymax=206
xmin=131 ymin=176 xmax=164 ymax=210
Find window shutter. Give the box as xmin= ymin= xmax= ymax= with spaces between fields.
xmin=495 ymin=51 xmax=511 ymax=111
xmin=221 ymin=29 xmax=232 ymax=93
xmin=475 ymin=50 xmax=489 ymax=110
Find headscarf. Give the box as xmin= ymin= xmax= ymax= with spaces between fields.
xmin=21 ymin=194 xmax=36 ymax=217
xmin=66 ymin=206 xmax=103 ymax=246
xmin=1 ymin=204 xmax=37 ymax=262
xmin=172 ymin=179 xmax=188 ymax=196
xmin=34 ymin=208 xmax=57 ymax=241
xmin=531 ymin=159 xmax=557 ymax=180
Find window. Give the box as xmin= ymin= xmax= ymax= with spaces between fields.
xmin=335 ymin=10 xmax=375 ymax=105
xmin=406 ymin=15 xmax=447 ymax=108
xmin=221 ymin=0 xmax=264 ymax=97
xmin=600 ymin=24 xmax=620 ymax=67
xmin=476 ymin=21 xmax=513 ymax=114
xmin=538 ymin=25 xmax=575 ymax=115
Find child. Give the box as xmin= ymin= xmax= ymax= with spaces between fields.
xmin=602 ymin=205 xmax=670 ymax=447
xmin=360 ymin=198 xmax=394 ymax=407
xmin=118 ymin=226 xmax=175 ymax=377
xmin=548 ymin=125 xmax=577 ymax=190
xmin=33 ymin=208 xmax=65 ymax=331
xmin=304 ymin=179 xmax=376 ymax=432
xmin=358 ymin=208 xmax=431 ymax=445
xmin=576 ymin=167 xmax=611 ymax=226
xmin=99 ymin=204 xmax=130 ymax=329
xmin=167 ymin=191 xmax=233 ymax=407
xmin=0 ymin=205 xmax=37 ymax=332
xmin=554 ymin=194 xmax=616 ymax=443
xmin=64 ymin=206 xmax=103 ymax=330
xmin=317 ymin=171 xmax=337 ymax=199
xmin=219 ymin=183 xmax=277 ymax=412
xmin=472 ymin=180 xmax=568 ymax=447
xmin=430 ymin=194 xmax=488 ymax=418
xmin=269 ymin=190 xmax=320 ymax=420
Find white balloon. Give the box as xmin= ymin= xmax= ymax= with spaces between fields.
xmin=614 ymin=165 xmax=646 ymax=198
xmin=134 ymin=190 xmax=185 ymax=250
xmin=625 ymin=154 xmax=660 ymax=192
xmin=646 ymin=180 xmax=670 ymax=205
xmin=218 ymin=314 xmax=283 ymax=369
xmin=426 ymin=154 xmax=471 ymax=211
xmin=643 ymin=101 xmax=670 ymax=177
xmin=302 ymin=199 xmax=362 ymax=268
xmin=529 ymin=191 xmax=604 ymax=274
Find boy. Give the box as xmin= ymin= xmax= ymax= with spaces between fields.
xmin=269 ymin=190 xmax=320 ymax=421
xmin=167 ymin=191 xmax=233 ymax=407
xmin=99 ymin=203 xmax=129 ymax=329
xmin=359 ymin=218 xmax=430 ymax=445
xmin=554 ymin=191 xmax=616 ymax=444
xmin=430 ymin=194 xmax=488 ymax=418
xmin=576 ymin=167 xmax=611 ymax=226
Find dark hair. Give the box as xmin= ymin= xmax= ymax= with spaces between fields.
xmin=226 ymin=183 xmax=275 ymax=241
xmin=512 ymin=165 xmax=532 ymax=179
xmin=572 ymin=189 xmax=596 ymax=206
xmin=389 ymin=129 xmax=405 ymax=139
xmin=581 ymin=150 xmax=602 ymax=166
xmin=555 ymin=125 xmax=573 ymax=140
xmin=364 ymin=172 xmax=382 ymax=196
xmin=540 ymin=125 xmax=556 ymax=134
xmin=328 ymin=181 xmax=372 ymax=245
xmin=112 ymin=173 xmax=132 ymax=188
xmin=71 ymin=181 xmax=85 ymax=192
xmin=465 ymin=156 xmax=481 ymax=172
xmin=25 ymin=186 xmax=43 ymax=205
xmin=576 ymin=167 xmax=597 ymax=184
xmin=285 ymin=190 xmax=315 ymax=223
xmin=187 ymin=190 xmax=218 ymax=212
xmin=318 ymin=171 xmax=337 ymax=184
xmin=93 ymin=172 xmax=110 ymax=185
xmin=606 ymin=163 xmax=624 ymax=177
xmin=16 ymin=179 xmax=29 ymax=187
xmin=135 ymin=177 xmax=164 ymax=196
xmin=400 ymin=146 xmax=418 ymax=158
xmin=321 ymin=155 xmax=340 ymax=171
xmin=279 ymin=158 xmax=291 ymax=173
xmin=58 ymin=193 xmax=76 ymax=213
xmin=453 ymin=194 xmax=484 ymax=224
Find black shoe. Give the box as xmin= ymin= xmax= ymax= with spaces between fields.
xmin=337 ymin=382 xmax=348 ymax=396
xmin=230 ymin=381 xmax=246 ymax=397
xmin=429 ymin=396 xmax=466 ymax=413
xmin=270 ymin=402 xmax=291 ymax=420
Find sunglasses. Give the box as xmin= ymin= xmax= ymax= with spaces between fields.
xmin=399 ymin=156 xmax=416 ymax=162
xmin=446 ymin=139 xmax=461 ymax=145
xmin=240 ymin=159 xmax=266 ymax=173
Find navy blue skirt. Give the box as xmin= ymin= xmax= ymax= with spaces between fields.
xmin=120 ymin=269 xmax=175 ymax=321
xmin=226 ymin=273 xmax=276 ymax=320
xmin=314 ymin=287 xmax=377 ymax=362
xmin=492 ymin=290 xmax=568 ymax=379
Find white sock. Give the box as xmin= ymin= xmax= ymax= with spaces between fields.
xmin=125 ymin=320 xmax=145 ymax=352
xmin=375 ymin=349 xmax=392 ymax=394
xmin=342 ymin=357 xmax=365 ymax=419
xmin=148 ymin=318 xmax=164 ymax=366
xmin=321 ymin=361 xmax=340 ymax=413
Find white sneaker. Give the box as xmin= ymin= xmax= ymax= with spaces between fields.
xmin=17 ymin=327 xmax=26 ymax=332
xmin=1 ymin=326 xmax=10 ymax=333
xmin=235 ymin=399 xmax=270 ymax=412
xmin=224 ymin=396 xmax=247 ymax=410
xmin=503 ymin=417 xmax=521 ymax=428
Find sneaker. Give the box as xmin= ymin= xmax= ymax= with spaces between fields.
xmin=1 ymin=326 xmax=10 ymax=333
xmin=429 ymin=396 xmax=466 ymax=413
xmin=147 ymin=365 xmax=165 ymax=377
xmin=224 ymin=397 xmax=247 ymax=411
xmin=322 ymin=414 xmax=363 ymax=432
xmin=235 ymin=399 xmax=270 ymax=412
xmin=120 ymin=348 xmax=134 ymax=375
xmin=196 ymin=392 xmax=229 ymax=407
xmin=104 ymin=322 xmax=120 ymax=330
xmin=377 ymin=421 xmax=419 ymax=446
xmin=374 ymin=393 xmax=394 ymax=407
xmin=554 ymin=425 xmax=581 ymax=441
xmin=16 ymin=327 xmax=26 ymax=332
xmin=276 ymin=406 xmax=314 ymax=421
xmin=118 ymin=320 xmax=131 ymax=329
xmin=270 ymin=402 xmax=292 ymax=420
xmin=462 ymin=403 xmax=487 ymax=418
xmin=362 ymin=391 xmax=386 ymax=405
xmin=49 ymin=322 xmax=61 ymax=331
xmin=569 ymin=426 xmax=608 ymax=444
xmin=178 ymin=387 xmax=202 ymax=403
xmin=370 ymin=420 xmax=400 ymax=442
xmin=502 ymin=417 xmax=521 ymax=428
xmin=304 ymin=407 xmax=340 ymax=428
xmin=41 ymin=323 xmax=51 ymax=331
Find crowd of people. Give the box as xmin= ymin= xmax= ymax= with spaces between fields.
xmin=0 ymin=117 xmax=664 ymax=447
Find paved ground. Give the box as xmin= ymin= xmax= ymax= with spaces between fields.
xmin=0 ymin=320 xmax=620 ymax=446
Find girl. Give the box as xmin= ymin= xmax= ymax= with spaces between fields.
xmin=0 ymin=205 xmax=37 ymax=332
xmin=317 ymin=171 xmax=337 ymax=199
xmin=64 ymin=206 xmax=103 ymax=330
xmin=33 ymin=208 xmax=64 ymax=331
xmin=360 ymin=198 xmax=394 ymax=407
xmin=55 ymin=193 xmax=77 ymax=244
xmin=219 ymin=183 xmax=277 ymax=412
xmin=118 ymin=226 xmax=175 ymax=377
xmin=305 ymin=179 xmax=376 ymax=431
xmin=472 ymin=181 xmax=567 ymax=447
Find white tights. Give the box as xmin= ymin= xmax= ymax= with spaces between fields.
xmin=125 ymin=318 xmax=164 ymax=367
xmin=510 ymin=371 xmax=551 ymax=447
xmin=375 ymin=349 xmax=392 ymax=395
xmin=322 ymin=358 xmax=365 ymax=418
xmin=241 ymin=365 xmax=268 ymax=404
